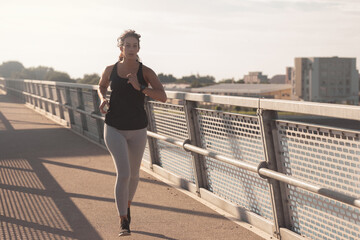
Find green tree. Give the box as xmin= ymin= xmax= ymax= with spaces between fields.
xmin=0 ymin=61 xmax=76 ymax=83
xmin=19 ymin=66 xmax=54 ymax=80
xmin=158 ymin=73 xmax=177 ymax=83
xmin=47 ymin=71 xmax=74 ymax=83
xmin=190 ymin=80 xmax=202 ymax=88
xmin=179 ymin=75 xmax=196 ymax=83
xmin=196 ymin=74 xmax=215 ymax=84
xmin=178 ymin=74 xmax=215 ymax=86
xmin=0 ymin=61 xmax=25 ymax=78
xmin=77 ymin=73 xmax=100 ymax=85
xmin=218 ymin=78 xmax=235 ymax=84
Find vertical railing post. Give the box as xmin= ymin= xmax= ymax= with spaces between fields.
xmin=184 ymin=100 xmax=208 ymax=196
xmin=26 ymin=82 xmax=31 ymax=105
xmin=39 ymin=83 xmax=44 ymax=110
xmin=23 ymin=82 xmax=29 ymax=104
xmin=48 ymin=85 xmax=56 ymax=115
xmin=65 ymin=86 xmax=75 ymax=126
xmin=258 ymin=109 xmax=290 ymax=239
xmin=32 ymin=83 xmax=38 ymax=108
xmin=56 ymin=86 xmax=65 ymax=121
xmin=91 ymin=89 xmax=104 ymax=143
xmin=28 ymin=82 xmax=33 ymax=106
xmin=145 ymin=97 xmax=160 ymax=168
xmin=3 ymin=79 xmax=8 ymax=95
xmin=42 ymin=84 xmax=49 ymax=112
xmin=38 ymin=83 xmax=43 ymax=110
xmin=36 ymin=83 xmax=41 ymax=108
xmin=77 ymin=88 xmax=88 ymax=133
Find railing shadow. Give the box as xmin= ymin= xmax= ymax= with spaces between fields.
xmin=1 ymin=128 xmax=108 ymax=159
xmin=0 ymin=155 xmax=103 ymax=239
xmin=0 ymin=93 xmax=24 ymax=104
xmin=0 ymin=111 xmax=14 ymax=131
xmin=131 ymin=202 xmax=226 ymax=219
xmin=0 ymin=103 xmax=105 ymax=239
xmin=132 ymin=230 xmax=178 ymax=240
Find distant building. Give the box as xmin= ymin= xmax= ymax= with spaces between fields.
xmin=243 ymin=72 xmax=269 ymax=84
xmin=191 ymin=83 xmax=291 ymax=99
xmin=292 ymin=57 xmax=359 ymax=105
xmin=269 ymin=75 xmax=286 ymax=84
xmin=285 ymin=67 xmax=293 ymax=84
xmin=163 ymin=83 xmax=191 ymax=90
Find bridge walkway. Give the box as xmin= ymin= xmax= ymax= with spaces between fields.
xmin=0 ymin=93 xmax=269 ymax=240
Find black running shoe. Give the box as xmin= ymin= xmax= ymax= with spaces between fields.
xmin=127 ymin=208 xmax=131 ymax=224
xmin=119 ymin=218 xmax=131 ymax=237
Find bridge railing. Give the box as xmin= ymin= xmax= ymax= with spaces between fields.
xmin=1 ymin=78 xmax=359 ymax=240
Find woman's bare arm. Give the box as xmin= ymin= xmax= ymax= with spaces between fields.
xmin=97 ymin=65 xmax=113 ymax=113
xmin=142 ymin=65 xmax=167 ymax=103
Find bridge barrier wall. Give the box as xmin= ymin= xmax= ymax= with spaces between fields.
xmin=1 ymin=78 xmax=359 ymax=240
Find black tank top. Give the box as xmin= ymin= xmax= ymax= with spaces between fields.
xmin=104 ymin=62 xmax=148 ymax=130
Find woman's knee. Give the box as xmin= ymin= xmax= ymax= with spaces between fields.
xmin=116 ymin=172 xmax=131 ymax=182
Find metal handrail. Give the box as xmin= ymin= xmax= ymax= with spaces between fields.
xmin=147 ymin=131 xmax=360 ymax=209
xmin=5 ymin=86 xmax=105 ymax=120
xmin=4 ymin=78 xmax=360 ymax=120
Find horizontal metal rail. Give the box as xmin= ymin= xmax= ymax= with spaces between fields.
xmin=23 ymin=91 xmax=61 ymax=105
xmin=6 ymin=86 xmax=105 ymax=120
xmin=165 ymin=90 xmax=360 ymax=121
xmin=275 ymin=119 xmax=360 ymax=135
xmin=147 ymin=131 xmax=360 ymax=209
xmin=4 ymin=79 xmax=360 ymax=120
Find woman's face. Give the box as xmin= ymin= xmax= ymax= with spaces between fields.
xmin=121 ymin=37 xmax=139 ymax=60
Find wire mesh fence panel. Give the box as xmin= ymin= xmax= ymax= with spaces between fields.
xmin=150 ymin=102 xmax=195 ymax=183
xmin=196 ymin=109 xmax=274 ymax=220
xmin=276 ymin=121 xmax=360 ymax=240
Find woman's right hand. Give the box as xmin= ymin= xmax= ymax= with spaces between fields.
xmin=99 ymin=99 xmax=109 ymax=114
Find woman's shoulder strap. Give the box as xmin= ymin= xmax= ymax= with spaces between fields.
xmin=109 ymin=62 xmax=119 ymax=81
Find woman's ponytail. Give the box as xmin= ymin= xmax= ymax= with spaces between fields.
xmin=119 ymin=52 xmax=124 ymax=61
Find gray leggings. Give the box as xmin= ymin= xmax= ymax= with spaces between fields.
xmin=104 ymin=124 xmax=147 ymax=216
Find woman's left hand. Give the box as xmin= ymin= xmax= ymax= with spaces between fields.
xmin=127 ymin=73 xmax=140 ymax=91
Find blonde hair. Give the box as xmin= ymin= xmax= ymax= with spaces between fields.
xmin=117 ymin=29 xmax=141 ymax=61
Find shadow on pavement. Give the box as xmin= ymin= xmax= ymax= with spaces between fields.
xmin=132 ymin=230 xmax=178 ymax=240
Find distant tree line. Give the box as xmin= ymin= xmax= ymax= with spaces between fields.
xmin=0 ymin=61 xmax=244 ymax=86
xmin=0 ymin=61 xmax=76 ymax=83
xmin=217 ymin=78 xmax=244 ymax=84
xmin=159 ymin=73 xmax=218 ymax=88
xmin=76 ymin=74 xmax=100 ymax=85
xmin=158 ymin=73 xmax=244 ymax=87
xmin=0 ymin=61 xmax=101 ymax=84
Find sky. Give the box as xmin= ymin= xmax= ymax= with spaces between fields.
xmin=1 ymin=0 xmax=360 ymax=81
